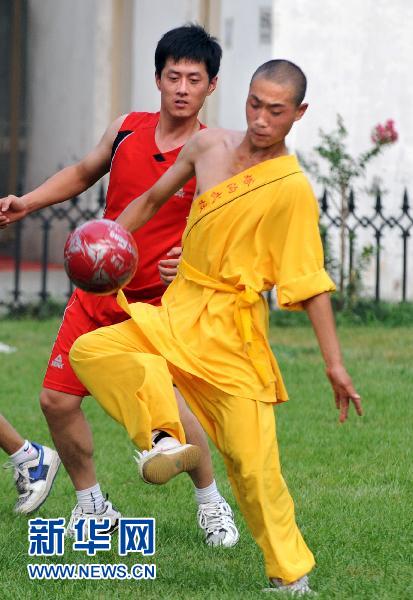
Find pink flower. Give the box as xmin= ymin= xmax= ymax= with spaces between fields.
xmin=371 ymin=119 xmax=398 ymax=145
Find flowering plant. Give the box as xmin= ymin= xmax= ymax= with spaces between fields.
xmin=371 ymin=119 xmax=398 ymax=145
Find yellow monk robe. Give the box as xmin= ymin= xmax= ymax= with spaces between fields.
xmin=115 ymin=154 xmax=335 ymax=402
xmin=70 ymin=155 xmax=335 ymax=582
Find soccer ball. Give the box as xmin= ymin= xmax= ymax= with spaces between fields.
xmin=64 ymin=219 xmax=138 ymax=294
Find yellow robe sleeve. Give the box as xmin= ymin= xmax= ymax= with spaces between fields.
xmin=269 ymin=174 xmax=336 ymax=311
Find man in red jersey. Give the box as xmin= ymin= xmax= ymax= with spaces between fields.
xmin=0 ymin=25 xmax=239 ymax=547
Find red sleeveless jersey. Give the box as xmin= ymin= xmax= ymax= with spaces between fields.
xmin=76 ymin=112 xmax=202 ymax=320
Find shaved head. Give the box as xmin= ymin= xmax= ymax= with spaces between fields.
xmin=251 ymin=59 xmax=307 ymax=106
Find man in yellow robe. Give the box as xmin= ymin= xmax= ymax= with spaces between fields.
xmin=70 ymin=59 xmax=362 ymax=593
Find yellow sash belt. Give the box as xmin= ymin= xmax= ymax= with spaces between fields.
xmin=179 ymin=259 xmax=272 ymax=386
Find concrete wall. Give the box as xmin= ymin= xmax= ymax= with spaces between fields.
xmin=131 ymin=0 xmax=204 ymax=112
xmin=25 ymin=0 xmax=113 ymax=188
xmin=23 ymin=0 xmax=114 ymax=261
xmin=215 ymin=0 xmax=273 ymax=129
xmin=272 ymin=0 xmax=412 ymax=300
xmin=130 ymin=0 xmax=274 ymax=127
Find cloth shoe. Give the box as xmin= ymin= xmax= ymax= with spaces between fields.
xmin=263 ymin=575 xmax=313 ymax=595
xmin=197 ymin=498 xmax=240 ymax=547
xmin=134 ymin=438 xmax=201 ymax=485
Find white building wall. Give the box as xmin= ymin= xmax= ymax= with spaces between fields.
xmin=130 ymin=0 xmax=274 ymax=128
xmin=272 ymin=0 xmax=413 ymax=300
xmin=131 ymin=0 xmax=204 ymax=111
xmin=24 ymin=0 xmax=114 ymax=260
xmin=25 ymin=0 xmax=113 ymax=188
xmin=216 ymin=0 xmax=273 ymax=129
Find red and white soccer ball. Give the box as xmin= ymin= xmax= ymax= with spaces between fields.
xmin=64 ymin=219 xmax=138 ymax=295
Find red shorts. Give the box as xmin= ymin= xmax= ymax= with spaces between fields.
xmin=43 ymin=291 xmax=132 ymax=397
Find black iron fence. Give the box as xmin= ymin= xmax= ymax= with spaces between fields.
xmin=0 ymin=184 xmax=106 ymax=306
xmin=0 ymin=185 xmax=412 ymax=308
xmin=320 ymin=188 xmax=412 ymax=302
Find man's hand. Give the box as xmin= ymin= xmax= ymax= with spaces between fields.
xmin=158 ymin=246 xmax=182 ymax=285
xmin=0 ymin=195 xmax=27 ymax=228
xmin=326 ymin=364 xmax=362 ymax=423
xmin=303 ymin=292 xmax=363 ymax=423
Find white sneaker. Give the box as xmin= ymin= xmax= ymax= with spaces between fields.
xmin=264 ymin=575 xmax=313 ymax=595
xmin=66 ymin=498 xmax=121 ymax=539
xmin=5 ymin=442 xmax=61 ymax=514
xmin=134 ymin=438 xmax=201 ymax=485
xmin=197 ymin=498 xmax=240 ymax=547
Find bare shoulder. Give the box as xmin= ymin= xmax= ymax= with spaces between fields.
xmin=105 ymin=114 xmax=128 ymax=140
xmin=190 ymin=127 xmax=241 ymax=151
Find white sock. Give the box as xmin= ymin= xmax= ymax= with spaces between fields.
xmin=153 ymin=437 xmax=180 ymax=451
xmin=76 ymin=483 xmax=105 ymax=514
xmin=151 ymin=429 xmax=163 ymax=445
xmin=10 ymin=440 xmax=39 ymax=467
xmin=195 ymin=480 xmax=222 ymax=505
xmin=151 ymin=430 xmax=180 ymax=451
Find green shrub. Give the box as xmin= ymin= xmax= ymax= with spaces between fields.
xmin=270 ymin=300 xmax=413 ymax=328
xmin=1 ymin=299 xmax=66 ymax=320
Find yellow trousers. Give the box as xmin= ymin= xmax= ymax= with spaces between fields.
xmin=70 ymin=319 xmax=315 ymax=582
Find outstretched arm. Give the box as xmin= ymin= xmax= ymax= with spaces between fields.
xmin=116 ymin=134 xmax=198 ymax=233
xmin=0 ymin=114 xmax=126 ymax=227
xmin=303 ymin=292 xmax=362 ymax=422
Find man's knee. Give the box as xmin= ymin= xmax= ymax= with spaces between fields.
xmin=40 ymin=388 xmax=82 ymax=417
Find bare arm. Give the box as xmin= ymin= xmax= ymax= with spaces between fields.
xmin=303 ymin=292 xmax=362 ymax=422
xmin=0 ymin=114 xmax=126 ymax=226
xmin=116 ymin=134 xmax=198 ymax=233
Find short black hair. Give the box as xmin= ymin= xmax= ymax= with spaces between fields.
xmin=251 ymin=59 xmax=307 ymax=105
xmin=155 ymin=24 xmax=222 ymax=81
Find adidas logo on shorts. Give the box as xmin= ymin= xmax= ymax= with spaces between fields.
xmin=51 ymin=354 xmax=64 ymax=369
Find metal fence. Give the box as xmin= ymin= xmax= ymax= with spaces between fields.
xmin=319 ymin=188 xmax=412 ymax=302
xmin=0 ymin=184 xmax=106 ymax=307
xmin=0 ymin=185 xmax=412 ymax=308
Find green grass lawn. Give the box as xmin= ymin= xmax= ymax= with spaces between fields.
xmin=0 ymin=318 xmax=411 ymax=599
